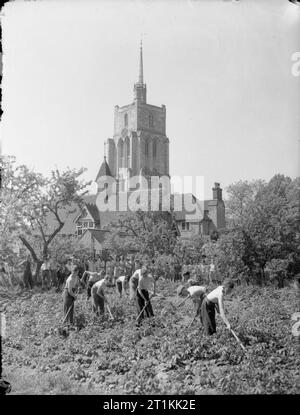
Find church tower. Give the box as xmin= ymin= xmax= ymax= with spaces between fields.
xmin=104 ymin=42 xmax=170 ymax=192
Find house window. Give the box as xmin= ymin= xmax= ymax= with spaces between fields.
xmin=89 ymin=221 xmax=94 ymax=228
xmin=124 ymin=113 xmax=128 ymax=127
xmin=77 ymin=229 xmax=83 ymax=236
xmin=77 ymin=221 xmax=82 ymax=227
xmin=83 ymin=222 xmax=88 ymax=228
xmin=181 ymin=221 xmax=189 ymax=231
xmin=149 ymin=113 xmax=154 ymax=128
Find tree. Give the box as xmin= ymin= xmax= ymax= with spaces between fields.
xmin=103 ymin=210 xmax=179 ymax=280
xmin=0 ymin=156 xmax=43 ymax=284
xmin=0 ymin=156 xmax=90 ymax=284
xmin=104 ymin=210 xmax=178 ymax=258
xmin=226 ymin=179 xmax=266 ymax=228
xmin=223 ymin=175 xmax=300 ymax=285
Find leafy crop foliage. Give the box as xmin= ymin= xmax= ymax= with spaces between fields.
xmin=2 ymin=280 xmax=299 ymax=395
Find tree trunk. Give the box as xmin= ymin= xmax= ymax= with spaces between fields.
xmin=34 ymin=260 xmax=43 ymax=285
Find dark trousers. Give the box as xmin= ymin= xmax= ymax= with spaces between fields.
xmin=42 ymin=270 xmax=50 ymax=289
xmin=63 ymin=290 xmax=74 ymax=325
xmin=92 ymin=292 xmax=105 ymax=315
xmin=87 ymin=281 xmax=95 ymax=299
xmin=23 ymin=270 xmax=33 ymax=289
xmin=136 ymin=289 xmax=154 ymax=323
xmin=50 ymin=270 xmax=57 ymax=288
xmin=116 ymin=281 xmax=123 ymax=296
xmin=201 ymin=298 xmax=216 ymax=335
xmin=193 ymin=296 xmax=204 ymax=318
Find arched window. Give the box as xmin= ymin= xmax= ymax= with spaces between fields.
xmin=153 ymin=140 xmax=157 ymax=159
xmin=149 ymin=113 xmax=154 ymax=128
xmin=145 ymin=140 xmax=149 ymax=158
xmin=124 ymin=113 xmax=128 ymax=127
xmin=126 ymin=137 xmax=130 ymax=157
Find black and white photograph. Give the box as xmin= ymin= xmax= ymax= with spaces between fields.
xmin=0 ymin=0 xmax=299 ymax=398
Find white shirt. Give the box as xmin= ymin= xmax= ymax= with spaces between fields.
xmin=92 ymin=279 xmax=107 ymax=295
xmin=138 ymin=273 xmax=154 ymax=292
xmin=88 ymin=272 xmax=103 ymax=283
xmin=187 ymin=285 xmax=206 ymax=298
xmin=206 ymin=285 xmax=223 ymax=304
xmin=116 ymin=275 xmax=126 ymax=283
xmin=65 ymin=275 xmax=78 ymax=296
xmin=206 ymin=285 xmax=231 ymax=327
xmin=41 ymin=261 xmax=50 ymax=271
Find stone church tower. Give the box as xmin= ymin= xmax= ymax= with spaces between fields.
xmin=101 ymin=42 xmax=170 ymax=192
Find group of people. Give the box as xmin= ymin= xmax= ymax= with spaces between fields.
xmin=62 ymin=257 xmax=151 ymax=326
xmin=62 ymin=256 xmax=233 ymax=336
xmin=40 ymin=256 xmax=88 ymax=291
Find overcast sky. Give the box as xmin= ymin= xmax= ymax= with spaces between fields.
xmin=1 ymin=0 xmax=299 ymax=199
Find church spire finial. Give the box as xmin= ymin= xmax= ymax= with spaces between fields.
xmin=138 ymin=38 xmax=143 ymax=84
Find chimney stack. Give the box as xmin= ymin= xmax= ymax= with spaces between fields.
xmin=212 ymin=182 xmax=222 ymax=201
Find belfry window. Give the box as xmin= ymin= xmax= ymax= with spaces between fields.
xmin=120 ymin=141 xmax=124 ymax=158
xmin=149 ymin=113 xmax=154 ymax=128
xmin=124 ymin=113 xmax=128 ymax=127
xmin=145 ymin=140 xmax=149 ymax=158
xmin=153 ymin=140 xmax=157 ymax=159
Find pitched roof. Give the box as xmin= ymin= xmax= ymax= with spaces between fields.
xmin=79 ymin=229 xmax=110 ymax=244
xmin=172 ymin=194 xmax=208 ymax=221
xmin=85 ymin=203 xmax=100 ymax=223
xmin=95 ymin=157 xmax=113 ymax=182
xmin=80 ymin=192 xmax=212 ymax=226
xmin=82 ymin=194 xmax=97 ymax=205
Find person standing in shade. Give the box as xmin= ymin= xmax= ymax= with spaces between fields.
xmin=62 ymin=266 xmax=79 ymax=326
xmin=115 ymin=274 xmax=130 ymax=297
xmin=200 ymin=279 xmax=234 ymax=335
xmin=56 ymin=262 xmax=69 ymax=292
xmin=113 ymin=259 xmax=121 ymax=286
xmin=20 ymin=255 xmax=34 ymax=290
xmin=41 ymin=256 xmax=51 ymax=289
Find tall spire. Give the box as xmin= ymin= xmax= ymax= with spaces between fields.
xmin=138 ymin=39 xmax=143 ymax=84
xmin=134 ymin=39 xmax=147 ymax=103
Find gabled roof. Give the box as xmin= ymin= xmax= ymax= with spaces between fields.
xmin=79 ymin=229 xmax=110 ymax=244
xmin=85 ymin=203 xmax=100 ymax=223
xmin=95 ymin=157 xmax=113 ymax=182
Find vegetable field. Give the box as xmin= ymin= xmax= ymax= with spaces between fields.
xmin=1 ymin=281 xmax=299 ymax=395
